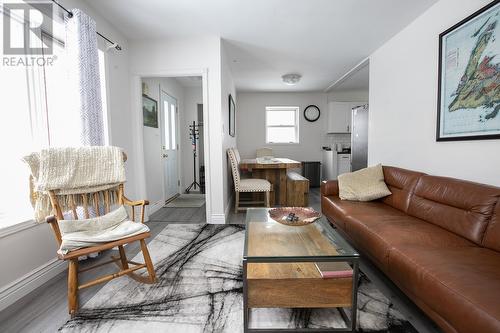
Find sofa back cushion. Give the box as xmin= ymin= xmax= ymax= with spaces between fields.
xmin=381 ymin=166 xmax=425 ymax=213
xmin=483 ymin=201 xmax=500 ymax=252
xmin=408 ymin=175 xmax=500 ymax=244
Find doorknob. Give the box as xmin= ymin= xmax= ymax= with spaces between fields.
xmin=162 ymin=154 xmax=168 ymax=158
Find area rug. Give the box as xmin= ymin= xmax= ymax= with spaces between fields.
xmin=165 ymin=194 xmax=205 ymax=208
xmin=59 ymin=224 xmax=417 ymax=332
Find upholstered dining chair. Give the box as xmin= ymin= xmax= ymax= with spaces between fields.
xmin=232 ymin=147 xmax=250 ymax=174
xmin=256 ymin=147 xmax=273 ymax=158
xmin=233 ymin=147 xmax=241 ymax=163
xmin=227 ymin=148 xmax=271 ymax=213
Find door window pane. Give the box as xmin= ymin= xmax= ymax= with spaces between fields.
xmin=170 ymin=104 xmax=176 ymax=149
xmin=164 ymin=101 xmax=170 ymax=150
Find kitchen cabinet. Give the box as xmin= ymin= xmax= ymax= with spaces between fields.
xmin=327 ymin=102 xmax=351 ymax=133
xmin=327 ymin=101 xmax=365 ymax=133
xmin=337 ymin=153 xmax=351 ymax=176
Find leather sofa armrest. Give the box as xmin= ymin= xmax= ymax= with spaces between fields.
xmin=321 ymin=180 xmax=339 ymax=197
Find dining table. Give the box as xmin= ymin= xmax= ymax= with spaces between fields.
xmin=239 ymin=158 xmax=301 ymax=206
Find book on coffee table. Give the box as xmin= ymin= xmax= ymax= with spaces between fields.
xmin=315 ymin=262 xmax=353 ymax=278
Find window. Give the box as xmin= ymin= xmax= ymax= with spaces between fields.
xmin=0 ymin=12 xmax=108 ymax=229
xmin=265 ymin=106 xmax=299 ymax=144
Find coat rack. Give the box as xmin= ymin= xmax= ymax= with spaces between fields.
xmin=185 ymin=121 xmax=201 ymax=193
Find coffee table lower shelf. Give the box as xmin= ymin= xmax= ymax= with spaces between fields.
xmin=243 ymin=258 xmax=359 ymax=332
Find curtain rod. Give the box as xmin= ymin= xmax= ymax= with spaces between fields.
xmin=51 ymin=0 xmax=122 ymax=51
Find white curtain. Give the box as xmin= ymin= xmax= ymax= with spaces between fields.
xmin=65 ymin=9 xmax=104 ymax=146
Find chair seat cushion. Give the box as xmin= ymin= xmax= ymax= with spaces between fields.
xmin=58 ymin=206 xmax=150 ymax=254
xmin=239 ymin=178 xmax=271 ymax=192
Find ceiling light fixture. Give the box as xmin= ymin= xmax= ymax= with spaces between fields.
xmin=282 ymin=73 xmax=301 ymax=85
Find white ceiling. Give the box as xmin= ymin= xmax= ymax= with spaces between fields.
xmin=330 ymin=64 xmax=370 ymax=92
xmin=85 ymin=0 xmax=438 ymax=92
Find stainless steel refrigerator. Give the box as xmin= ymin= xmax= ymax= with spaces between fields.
xmin=351 ymin=104 xmax=369 ymax=171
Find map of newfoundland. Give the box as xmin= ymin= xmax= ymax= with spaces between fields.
xmin=440 ymin=4 xmax=500 ymax=138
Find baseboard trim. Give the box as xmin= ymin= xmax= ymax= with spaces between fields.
xmin=225 ymin=193 xmax=234 ymax=223
xmin=0 ymin=220 xmax=38 ymax=239
xmin=210 ymin=213 xmax=226 ymax=224
xmin=147 ymin=199 xmax=164 ymax=218
xmin=0 ymin=258 xmax=66 ymax=312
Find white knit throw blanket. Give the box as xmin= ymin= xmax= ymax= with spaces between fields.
xmin=23 ymin=146 xmax=126 ymax=222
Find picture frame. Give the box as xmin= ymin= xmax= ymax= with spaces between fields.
xmin=229 ymin=94 xmax=236 ymax=137
xmin=143 ymin=94 xmax=158 ymax=128
xmin=436 ymin=0 xmax=500 ymax=141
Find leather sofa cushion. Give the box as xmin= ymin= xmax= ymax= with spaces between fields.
xmin=483 ymin=201 xmax=500 ymax=252
xmin=322 ymin=196 xmax=474 ymax=271
xmin=388 ymin=246 xmax=500 ymax=333
xmin=408 ymin=175 xmax=500 ymax=244
xmin=345 ymin=214 xmax=474 ymax=272
xmin=322 ymin=195 xmax=406 ymax=231
xmin=381 ymin=166 xmax=425 ymax=213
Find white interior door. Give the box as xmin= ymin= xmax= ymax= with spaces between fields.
xmin=161 ymin=91 xmax=179 ymax=200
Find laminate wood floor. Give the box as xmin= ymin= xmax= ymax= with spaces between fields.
xmin=149 ymin=203 xmax=207 ymax=223
xmin=0 ymin=188 xmax=437 ymax=333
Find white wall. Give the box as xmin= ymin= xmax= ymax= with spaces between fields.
xmin=328 ymin=89 xmax=369 ymax=102
xmin=129 ymin=36 xmax=226 ymax=223
xmin=0 ymin=0 xmax=133 ymax=306
xmin=368 ymin=0 xmax=500 ymax=186
xmin=221 ymin=43 xmax=237 ymax=215
xmin=236 ymin=92 xmax=327 ymax=162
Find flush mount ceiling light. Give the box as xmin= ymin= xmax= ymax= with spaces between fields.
xmin=282 ymin=73 xmax=301 ymax=85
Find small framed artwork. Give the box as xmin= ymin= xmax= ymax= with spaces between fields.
xmin=437 ymin=0 xmax=500 ymax=141
xmin=143 ymin=94 xmax=158 ymax=128
xmin=229 ymin=94 xmax=236 ymax=137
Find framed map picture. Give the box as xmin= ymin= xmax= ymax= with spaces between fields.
xmin=437 ymin=0 xmax=500 ymax=141
xmin=143 ymin=94 xmax=158 ymax=128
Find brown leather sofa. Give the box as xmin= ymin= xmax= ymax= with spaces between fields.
xmin=321 ymin=166 xmax=500 ymax=333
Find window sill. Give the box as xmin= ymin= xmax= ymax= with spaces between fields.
xmin=265 ymin=142 xmax=300 ymax=146
xmin=0 ymin=219 xmax=39 ymax=239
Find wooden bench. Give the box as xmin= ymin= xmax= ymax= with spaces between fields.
xmin=286 ymin=172 xmax=309 ymax=207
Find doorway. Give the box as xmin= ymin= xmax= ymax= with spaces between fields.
xmin=325 ymin=60 xmax=369 ymax=177
xmin=140 ymin=75 xmax=207 ymax=222
xmin=161 ymin=91 xmax=179 ymax=200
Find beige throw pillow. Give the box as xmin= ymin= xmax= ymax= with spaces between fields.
xmin=338 ymin=164 xmax=391 ymax=201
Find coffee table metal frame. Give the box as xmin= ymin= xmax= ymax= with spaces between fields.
xmin=243 ymin=208 xmax=360 ymax=333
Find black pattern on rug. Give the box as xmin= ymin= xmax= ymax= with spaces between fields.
xmin=59 ymin=224 xmax=417 ymax=332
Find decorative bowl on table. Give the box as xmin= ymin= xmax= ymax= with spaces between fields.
xmin=268 ymin=207 xmax=321 ymax=226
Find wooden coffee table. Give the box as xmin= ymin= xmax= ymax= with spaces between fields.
xmin=243 ymin=208 xmax=360 ymax=332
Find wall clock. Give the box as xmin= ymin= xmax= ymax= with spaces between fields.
xmin=304 ymin=105 xmax=320 ymax=122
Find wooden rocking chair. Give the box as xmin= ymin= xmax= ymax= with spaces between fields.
xmin=46 ymin=183 xmax=156 ymax=317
